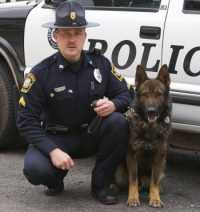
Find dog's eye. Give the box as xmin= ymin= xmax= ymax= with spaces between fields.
xmin=156 ymin=91 xmax=163 ymax=96
xmin=141 ymin=92 xmax=149 ymax=97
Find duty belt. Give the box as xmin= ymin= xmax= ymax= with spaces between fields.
xmin=45 ymin=115 xmax=103 ymax=135
xmin=45 ymin=124 xmax=89 ymax=135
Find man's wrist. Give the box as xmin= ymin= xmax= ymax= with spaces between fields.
xmin=110 ymin=100 xmax=117 ymax=112
xmin=49 ymin=148 xmax=60 ymax=157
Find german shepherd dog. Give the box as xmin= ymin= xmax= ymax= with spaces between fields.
xmin=116 ymin=65 xmax=172 ymax=208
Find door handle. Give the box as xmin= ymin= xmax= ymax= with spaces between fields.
xmin=140 ymin=26 xmax=161 ymax=39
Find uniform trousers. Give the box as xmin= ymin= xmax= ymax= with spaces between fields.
xmin=23 ymin=112 xmax=129 ymax=191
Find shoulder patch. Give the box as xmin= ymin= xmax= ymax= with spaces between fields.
xmin=19 ymin=96 xmax=26 ymax=107
xmin=21 ymin=73 xmax=36 ymax=93
xmin=111 ymin=66 xmax=123 ymax=81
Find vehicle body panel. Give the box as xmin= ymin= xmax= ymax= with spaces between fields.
xmin=0 ymin=1 xmax=35 ymax=65
xmin=163 ymin=0 xmax=200 ymax=128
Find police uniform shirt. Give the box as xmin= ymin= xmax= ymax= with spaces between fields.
xmin=17 ymin=50 xmax=132 ymax=156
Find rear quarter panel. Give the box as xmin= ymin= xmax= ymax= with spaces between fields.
xmin=163 ymin=0 xmax=200 ymax=131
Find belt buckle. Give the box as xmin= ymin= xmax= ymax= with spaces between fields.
xmin=80 ymin=123 xmax=88 ymax=130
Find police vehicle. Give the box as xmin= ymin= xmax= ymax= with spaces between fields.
xmin=0 ymin=0 xmax=199 ymax=149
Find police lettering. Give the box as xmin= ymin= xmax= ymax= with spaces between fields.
xmin=141 ymin=43 xmax=159 ymax=72
xmin=184 ymin=47 xmax=200 ymax=77
xmin=87 ymin=39 xmax=200 ymax=77
xmin=112 ymin=40 xmax=136 ymax=69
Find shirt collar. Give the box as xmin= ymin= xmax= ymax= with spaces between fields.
xmin=84 ymin=51 xmax=96 ymax=69
xmin=56 ymin=52 xmax=70 ymax=71
xmin=56 ymin=51 xmax=96 ymax=72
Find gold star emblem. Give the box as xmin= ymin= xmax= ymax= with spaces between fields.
xmin=19 ymin=96 xmax=26 ymax=107
xmin=70 ymin=11 xmax=76 ymax=20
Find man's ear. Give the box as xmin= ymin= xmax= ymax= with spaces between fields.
xmin=84 ymin=30 xmax=87 ymax=40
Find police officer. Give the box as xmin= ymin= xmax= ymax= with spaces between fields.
xmin=17 ymin=0 xmax=131 ymax=205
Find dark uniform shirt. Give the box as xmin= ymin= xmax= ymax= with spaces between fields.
xmin=17 ymin=50 xmax=131 ymax=155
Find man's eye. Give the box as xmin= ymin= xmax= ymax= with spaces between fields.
xmin=76 ymin=32 xmax=83 ymax=36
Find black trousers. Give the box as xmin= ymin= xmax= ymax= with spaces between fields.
xmin=23 ymin=112 xmax=129 ymax=191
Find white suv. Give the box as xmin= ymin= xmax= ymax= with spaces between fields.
xmin=0 ymin=0 xmax=199 ymax=148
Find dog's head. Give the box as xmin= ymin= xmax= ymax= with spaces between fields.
xmin=134 ymin=65 xmax=170 ymax=123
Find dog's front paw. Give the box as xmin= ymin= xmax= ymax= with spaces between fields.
xmin=149 ymin=198 xmax=164 ymax=208
xmin=127 ymin=198 xmax=140 ymax=207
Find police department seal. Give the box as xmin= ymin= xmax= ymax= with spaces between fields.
xmin=47 ymin=28 xmax=58 ymax=49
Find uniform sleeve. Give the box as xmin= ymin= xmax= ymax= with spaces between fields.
xmin=17 ymin=73 xmax=57 ymax=156
xmin=104 ymin=59 xmax=132 ymax=112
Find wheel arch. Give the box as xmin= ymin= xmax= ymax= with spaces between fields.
xmin=0 ymin=37 xmax=24 ymax=91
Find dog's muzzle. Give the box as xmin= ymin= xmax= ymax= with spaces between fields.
xmin=146 ymin=107 xmax=158 ymax=123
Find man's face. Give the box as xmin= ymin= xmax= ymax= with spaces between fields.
xmin=54 ymin=28 xmax=86 ymax=62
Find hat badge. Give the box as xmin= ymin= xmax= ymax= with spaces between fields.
xmin=70 ymin=11 xmax=76 ymax=20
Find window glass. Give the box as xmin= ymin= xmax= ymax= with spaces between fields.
xmin=79 ymin=0 xmax=161 ymax=9
xmin=0 ymin=0 xmax=25 ymax=3
xmin=0 ymin=0 xmax=27 ymax=2
xmin=183 ymin=0 xmax=200 ymax=11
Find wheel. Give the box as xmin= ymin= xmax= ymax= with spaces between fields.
xmin=0 ymin=61 xmax=18 ymax=148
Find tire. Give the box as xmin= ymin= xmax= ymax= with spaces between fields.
xmin=0 ymin=61 xmax=18 ymax=148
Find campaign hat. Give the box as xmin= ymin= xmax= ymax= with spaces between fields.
xmin=42 ymin=0 xmax=99 ymax=28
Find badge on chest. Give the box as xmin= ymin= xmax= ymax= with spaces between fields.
xmin=93 ymin=68 xmax=102 ymax=83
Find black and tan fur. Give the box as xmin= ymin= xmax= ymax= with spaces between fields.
xmin=116 ymin=65 xmax=172 ymax=207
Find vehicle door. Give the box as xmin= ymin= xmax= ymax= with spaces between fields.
xmin=163 ymin=0 xmax=200 ymax=131
xmin=83 ymin=0 xmax=170 ymax=84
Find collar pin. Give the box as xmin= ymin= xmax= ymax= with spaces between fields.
xmin=59 ymin=64 xmax=64 ymax=71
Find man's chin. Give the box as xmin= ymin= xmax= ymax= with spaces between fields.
xmin=63 ymin=52 xmax=80 ymax=62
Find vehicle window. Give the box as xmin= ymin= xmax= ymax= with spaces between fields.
xmin=79 ymin=0 xmax=161 ymax=9
xmin=183 ymin=0 xmax=200 ymax=12
xmin=0 ymin=0 xmax=25 ymax=2
xmin=43 ymin=0 xmax=161 ymax=10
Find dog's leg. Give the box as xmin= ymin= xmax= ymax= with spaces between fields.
xmin=149 ymin=150 xmax=166 ymax=208
xmin=126 ymin=149 xmax=140 ymax=207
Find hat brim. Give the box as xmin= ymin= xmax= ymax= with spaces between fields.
xmin=42 ymin=22 xmax=99 ymax=29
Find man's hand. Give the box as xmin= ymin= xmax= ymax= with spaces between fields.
xmin=49 ymin=148 xmax=74 ymax=170
xmin=94 ymin=97 xmax=116 ymax=117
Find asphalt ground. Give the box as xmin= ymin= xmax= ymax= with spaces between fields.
xmin=0 ymin=132 xmax=200 ymax=212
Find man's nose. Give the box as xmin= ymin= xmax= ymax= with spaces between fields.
xmin=68 ymin=35 xmax=75 ymax=41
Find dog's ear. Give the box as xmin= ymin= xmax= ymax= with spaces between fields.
xmin=135 ymin=65 xmax=148 ymax=88
xmin=157 ymin=65 xmax=170 ymax=88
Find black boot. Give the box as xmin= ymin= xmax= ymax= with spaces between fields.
xmin=45 ymin=181 xmax=64 ymax=196
xmin=92 ymin=184 xmax=119 ymax=205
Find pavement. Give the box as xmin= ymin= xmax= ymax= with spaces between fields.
xmin=0 ymin=132 xmax=200 ymax=212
